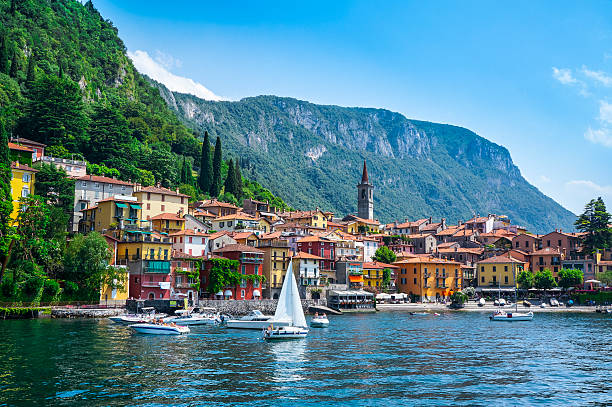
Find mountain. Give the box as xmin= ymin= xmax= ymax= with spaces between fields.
xmin=153 ymin=85 xmax=576 ymax=233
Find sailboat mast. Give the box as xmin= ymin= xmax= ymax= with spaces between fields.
xmin=513 ymin=260 xmax=518 ymax=312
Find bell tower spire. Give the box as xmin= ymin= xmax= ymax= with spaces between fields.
xmin=357 ymin=160 xmax=374 ymax=220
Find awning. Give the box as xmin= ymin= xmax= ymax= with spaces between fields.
xmin=159 ymin=282 xmax=171 ymax=290
xmin=224 ymin=290 xmax=233 ymax=297
xmin=216 ymin=291 xmax=223 ymax=296
xmin=349 ymin=275 xmax=363 ymax=283
xmin=116 ymin=203 xmax=128 ymax=208
xmin=253 ymin=290 xmax=261 ymax=297
xmin=130 ymin=204 xmax=142 ymax=209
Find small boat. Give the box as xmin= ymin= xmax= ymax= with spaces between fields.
xmin=490 ymin=310 xmax=534 ymax=321
xmin=410 ymin=312 xmax=430 ymax=316
xmin=226 ymin=310 xmax=291 ymax=330
xmin=478 ymin=298 xmax=486 ymax=307
xmin=310 ymin=315 xmax=329 ymax=328
xmin=164 ymin=309 xmax=221 ymax=326
xmin=130 ymin=322 xmax=190 ymax=335
xmin=263 ymin=260 xmax=308 ymax=340
xmin=109 ymin=307 xmax=166 ymax=325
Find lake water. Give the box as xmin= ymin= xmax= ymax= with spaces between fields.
xmin=1 ymin=311 xmax=611 ymax=406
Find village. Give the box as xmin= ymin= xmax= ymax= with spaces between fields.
xmin=7 ymin=137 xmax=612 ymax=312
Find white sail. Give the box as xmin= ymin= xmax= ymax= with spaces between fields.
xmin=273 ymin=260 xmax=307 ymax=328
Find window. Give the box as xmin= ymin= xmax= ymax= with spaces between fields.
xmin=122 ymin=186 xmax=126 ymax=192
xmin=147 ymin=203 xmax=151 ymax=210
xmin=82 ymin=181 xmax=87 ymax=187
xmin=21 ymin=186 xmax=29 ymax=197
xmin=220 ymin=222 xmax=225 ymax=228
xmin=109 ymin=184 xmax=113 ymax=190
xmin=240 ymin=279 xmax=246 ymax=288
xmin=481 ymin=276 xmax=485 ymax=283
xmin=162 ymin=194 xmax=165 ymax=202
xmin=504 ymin=266 xmax=508 ymax=272
xmin=558 ymin=240 xmax=562 ymax=246
xmin=525 ymin=241 xmax=528 ymax=248
xmin=492 ymin=266 xmax=496 ymax=272
xmin=150 ymin=248 xmax=155 ymax=259
xmin=147 ymin=192 xmax=151 ymax=200
xmin=176 ymin=275 xmax=183 ymax=285
xmin=80 ymin=202 xmax=86 ymax=210
xmin=504 ymin=275 xmax=508 ymax=284
xmin=22 ymin=173 xmax=30 ymax=183
xmin=241 ymin=265 xmax=246 ymax=274
xmin=413 ymin=278 xmax=417 ymax=284
xmin=94 ymin=183 xmax=100 ymax=189
xmin=161 ymin=205 xmax=165 ymax=212
xmin=253 ymin=280 xmax=259 ymax=288
xmin=241 ymin=289 xmax=245 ymax=298
xmin=547 ymin=240 xmax=550 ymax=247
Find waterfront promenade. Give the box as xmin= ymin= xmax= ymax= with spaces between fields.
xmin=377 ymin=302 xmax=600 ymax=313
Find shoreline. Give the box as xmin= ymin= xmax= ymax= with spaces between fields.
xmin=376 ymin=303 xmax=603 ymax=313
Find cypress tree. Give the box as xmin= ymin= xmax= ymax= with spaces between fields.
xmin=25 ymin=55 xmax=36 ymax=89
xmin=234 ymin=160 xmax=243 ymax=200
xmin=9 ymin=49 xmax=18 ymax=78
xmin=224 ymin=159 xmax=236 ymax=196
xmin=198 ymin=131 xmax=212 ymax=193
xmin=180 ymin=156 xmax=188 ymax=184
xmin=0 ymin=121 xmax=14 ymax=281
xmin=210 ymin=136 xmax=222 ymax=197
xmin=10 ymin=0 xmax=16 ymax=15
xmin=58 ymin=62 xmax=64 ymax=78
xmin=0 ymin=36 xmax=9 ymax=75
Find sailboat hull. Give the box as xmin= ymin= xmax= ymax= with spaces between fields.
xmin=263 ymin=326 xmax=308 ymax=340
xmin=490 ymin=312 xmax=533 ymax=321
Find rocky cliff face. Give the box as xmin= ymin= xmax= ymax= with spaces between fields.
xmin=151 ymin=81 xmax=575 ymax=232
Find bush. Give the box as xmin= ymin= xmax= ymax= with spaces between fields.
xmin=22 ymin=276 xmax=44 ymax=297
xmin=43 ymin=279 xmax=61 ymax=300
xmin=1 ymin=279 xmax=16 ymax=298
xmin=62 ymin=281 xmax=79 ymax=299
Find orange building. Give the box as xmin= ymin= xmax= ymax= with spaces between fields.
xmin=394 ymin=256 xmax=462 ymax=302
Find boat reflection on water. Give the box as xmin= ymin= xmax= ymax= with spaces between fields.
xmin=268 ymin=338 xmax=307 ymax=384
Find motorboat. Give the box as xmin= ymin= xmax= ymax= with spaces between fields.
xmin=494 ymin=298 xmax=506 ymax=307
xmin=263 ymin=260 xmax=309 ymax=340
xmin=410 ymin=312 xmax=430 ymax=316
xmin=163 ymin=309 xmax=221 ymax=326
xmin=130 ymin=322 xmax=190 ymax=335
xmin=490 ymin=310 xmax=534 ymax=321
xmin=310 ymin=315 xmax=329 ymax=328
xmin=109 ymin=307 xmax=166 ymax=325
xmin=550 ymin=298 xmax=559 ymax=307
xmin=226 ymin=310 xmax=290 ymax=330
xmin=478 ymin=298 xmax=486 ymax=307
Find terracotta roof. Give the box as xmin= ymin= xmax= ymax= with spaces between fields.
xmin=8 ymin=142 xmax=34 ymax=152
xmin=207 ymin=231 xmax=232 ymax=240
xmin=151 ymin=213 xmax=185 ymax=221
xmin=362 ymin=261 xmax=399 ymax=269
xmin=168 ymin=229 xmax=208 ymax=237
xmin=297 ymin=235 xmax=332 ymax=243
xmin=530 ymin=247 xmax=562 ymax=256
xmin=171 ymin=250 xmax=205 ymax=259
xmin=229 ymin=231 xmax=259 ymax=240
xmin=326 ymin=221 xmax=344 ymax=228
xmin=436 ymin=226 xmax=463 ymax=236
xmin=76 ymin=174 xmax=132 ymax=186
xmin=346 ymin=215 xmax=380 ymax=226
xmin=293 ymin=251 xmax=325 ymax=260
xmin=214 ymin=213 xmax=257 ymax=221
xmin=198 ymin=200 xmax=240 ymax=209
xmin=10 ymin=162 xmax=38 ymax=172
xmin=193 ymin=208 xmax=216 ymax=217
xmin=438 ymin=247 xmax=484 ymax=255
xmin=394 ymin=256 xmax=461 ymax=265
xmin=11 ymin=137 xmax=46 ymax=147
xmin=405 ymin=233 xmax=434 ymax=239
xmin=284 ymin=210 xmax=325 ymax=220
xmin=437 ymin=242 xmax=459 ymax=249
xmin=213 ymin=244 xmax=263 ymax=253
xmin=421 ymin=223 xmax=442 ymax=231
xmin=394 ymin=218 xmax=429 ymax=229
xmin=478 ymin=254 xmax=525 ymax=264
xmin=137 ymin=185 xmax=189 ymax=197
xmin=453 ymin=228 xmax=478 ymax=237
xmin=260 ymin=231 xmax=282 ymax=240
xmin=466 ymin=216 xmax=491 ymax=224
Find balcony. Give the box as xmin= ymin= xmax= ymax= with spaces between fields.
xmin=144 ymin=260 xmax=171 ymax=274
xmin=240 ymin=255 xmax=263 ymax=264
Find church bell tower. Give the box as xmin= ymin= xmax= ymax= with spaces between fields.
xmin=357 ymin=160 xmax=374 ymax=220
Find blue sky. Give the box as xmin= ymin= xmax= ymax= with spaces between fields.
xmin=93 ymin=0 xmax=612 ymax=215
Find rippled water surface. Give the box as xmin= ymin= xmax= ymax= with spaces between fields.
xmin=1 ymin=311 xmax=611 ymax=406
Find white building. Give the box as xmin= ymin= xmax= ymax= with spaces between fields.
xmin=359 ymin=237 xmax=379 ymax=262
xmin=170 ymin=229 xmax=209 ymax=257
xmin=292 ymin=252 xmax=324 ymax=299
xmin=38 ymin=156 xmax=87 ymax=177
xmin=211 ymin=213 xmax=263 ymax=235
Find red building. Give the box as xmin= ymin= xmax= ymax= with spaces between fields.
xmin=128 ymin=260 xmax=172 ymax=300
xmin=296 ymin=236 xmax=336 ymax=273
xmin=212 ymin=244 xmax=264 ymax=300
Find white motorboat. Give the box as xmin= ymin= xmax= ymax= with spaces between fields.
xmin=130 ymin=322 xmax=190 ymax=335
xmin=310 ymin=315 xmax=329 ymax=328
xmin=478 ymin=298 xmax=486 ymax=307
xmin=226 ymin=310 xmax=290 ymax=330
xmin=263 ymin=260 xmax=309 ymax=340
xmin=164 ymin=309 xmax=221 ymax=326
xmin=490 ymin=310 xmax=534 ymax=321
xmin=109 ymin=307 xmax=166 ymax=325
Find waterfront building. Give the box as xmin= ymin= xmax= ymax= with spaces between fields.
xmin=79 ymin=195 xmax=144 ymax=234
xmin=527 ymin=247 xmax=565 ymax=282
xmin=395 ymin=257 xmax=462 ymax=302
xmin=335 ymin=260 xmax=364 ymax=289
xmin=327 ymin=290 xmax=375 ymax=312
xmin=258 ymin=238 xmax=290 ymax=299
xmin=296 ymin=235 xmax=336 ymax=283
xmin=9 ymin=162 xmax=38 ymax=222
xmin=133 ymin=185 xmax=189 ymax=222
xmin=170 ymin=229 xmax=209 ymax=257
xmin=212 ymin=244 xmax=264 ymax=300
xmin=151 ymin=213 xmax=185 ymax=235
xmin=73 ymin=175 xmax=134 ymax=232
xmin=292 ymin=251 xmax=325 ymax=300
xmin=512 ymin=233 xmax=542 ymax=253
xmin=362 ymin=261 xmax=399 ymax=290
xmin=357 ymin=160 xmax=374 ymax=220
xmin=171 ymin=253 xmax=200 ymax=302
xmin=475 ymin=255 xmax=527 ymax=292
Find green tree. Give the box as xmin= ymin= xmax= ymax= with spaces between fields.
xmin=0 ymin=35 xmax=8 ymax=75
xmin=87 ymin=103 xmax=131 ymax=164
xmin=382 ymin=268 xmax=391 ymax=288
xmin=20 ymin=74 xmax=87 ymax=150
xmin=596 ymin=270 xmax=612 ymax=287
xmin=33 ymin=163 xmax=75 ymax=221
xmin=372 ymin=246 xmax=397 ymax=264
xmin=534 ymin=269 xmax=556 ymax=291
xmin=210 ymin=136 xmax=222 ymax=197
xmin=575 ymin=197 xmax=612 ymax=254
xmin=234 ymin=161 xmax=243 ymax=200
xmin=198 ymin=131 xmax=212 ymax=194
xmin=63 ymin=232 xmax=125 ymax=301
xmin=207 ymin=258 xmax=241 ymax=295
xmin=516 ymin=270 xmax=534 ymax=289
xmin=557 ymin=268 xmax=583 ymax=289
xmin=9 ymin=49 xmax=18 ymax=78
xmin=0 ymin=121 xmax=14 ymax=281
xmin=25 ymin=55 xmax=36 ymax=89
xmin=224 ymin=159 xmax=236 ymax=197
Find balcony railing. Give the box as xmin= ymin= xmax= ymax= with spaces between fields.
xmin=240 ymin=255 xmax=263 ymax=264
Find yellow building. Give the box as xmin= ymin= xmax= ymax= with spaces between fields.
xmin=116 ymin=232 xmax=173 ymax=262
xmin=285 ymin=210 xmax=328 ymax=230
xmin=476 ymin=255 xmax=527 ymax=288
xmin=362 ymin=261 xmax=399 ymax=289
xmin=9 ymin=162 xmax=38 ymax=222
xmin=99 ymin=267 xmax=129 ymax=303
xmin=395 ymin=256 xmax=462 ymax=301
xmin=258 ymin=238 xmax=291 ymax=297
xmin=344 ymin=215 xmax=381 ymax=234
xmin=133 ymin=185 xmax=189 ymax=221
xmin=79 ymin=196 xmax=143 ymax=234
xmin=151 ymin=213 xmax=185 ymax=235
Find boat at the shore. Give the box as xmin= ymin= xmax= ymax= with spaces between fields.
xmin=263 ymin=260 xmax=308 ymax=340
xmin=163 ymin=308 xmax=221 ymax=326
xmin=109 ymin=307 xmax=166 ymax=325
xmin=130 ymin=322 xmax=190 ymax=335
xmin=310 ymin=315 xmax=329 ymax=328
xmin=226 ymin=310 xmax=291 ymax=330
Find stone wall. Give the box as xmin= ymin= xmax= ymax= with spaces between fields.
xmin=51 ymin=308 xmax=125 ymax=318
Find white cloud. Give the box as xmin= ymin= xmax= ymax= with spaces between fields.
xmin=584 ymin=126 xmax=612 ymax=147
xmin=127 ymin=50 xmax=223 ymax=101
xmin=582 ymin=67 xmax=612 ymax=87
xmin=566 ymin=180 xmax=612 ymax=195
xmin=552 ymin=67 xmax=577 ymax=85
xmin=539 ymin=175 xmax=551 ymax=183
xmin=598 ymin=100 xmax=612 ymax=124
xmin=154 ymin=50 xmax=182 ymax=69
xmin=564 ymin=180 xmax=612 ymax=214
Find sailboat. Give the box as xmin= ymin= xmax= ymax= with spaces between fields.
xmin=490 ymin=260 xmax=533 ymax=322
xmin=263 ymin=260 xmax=309 ymax=340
